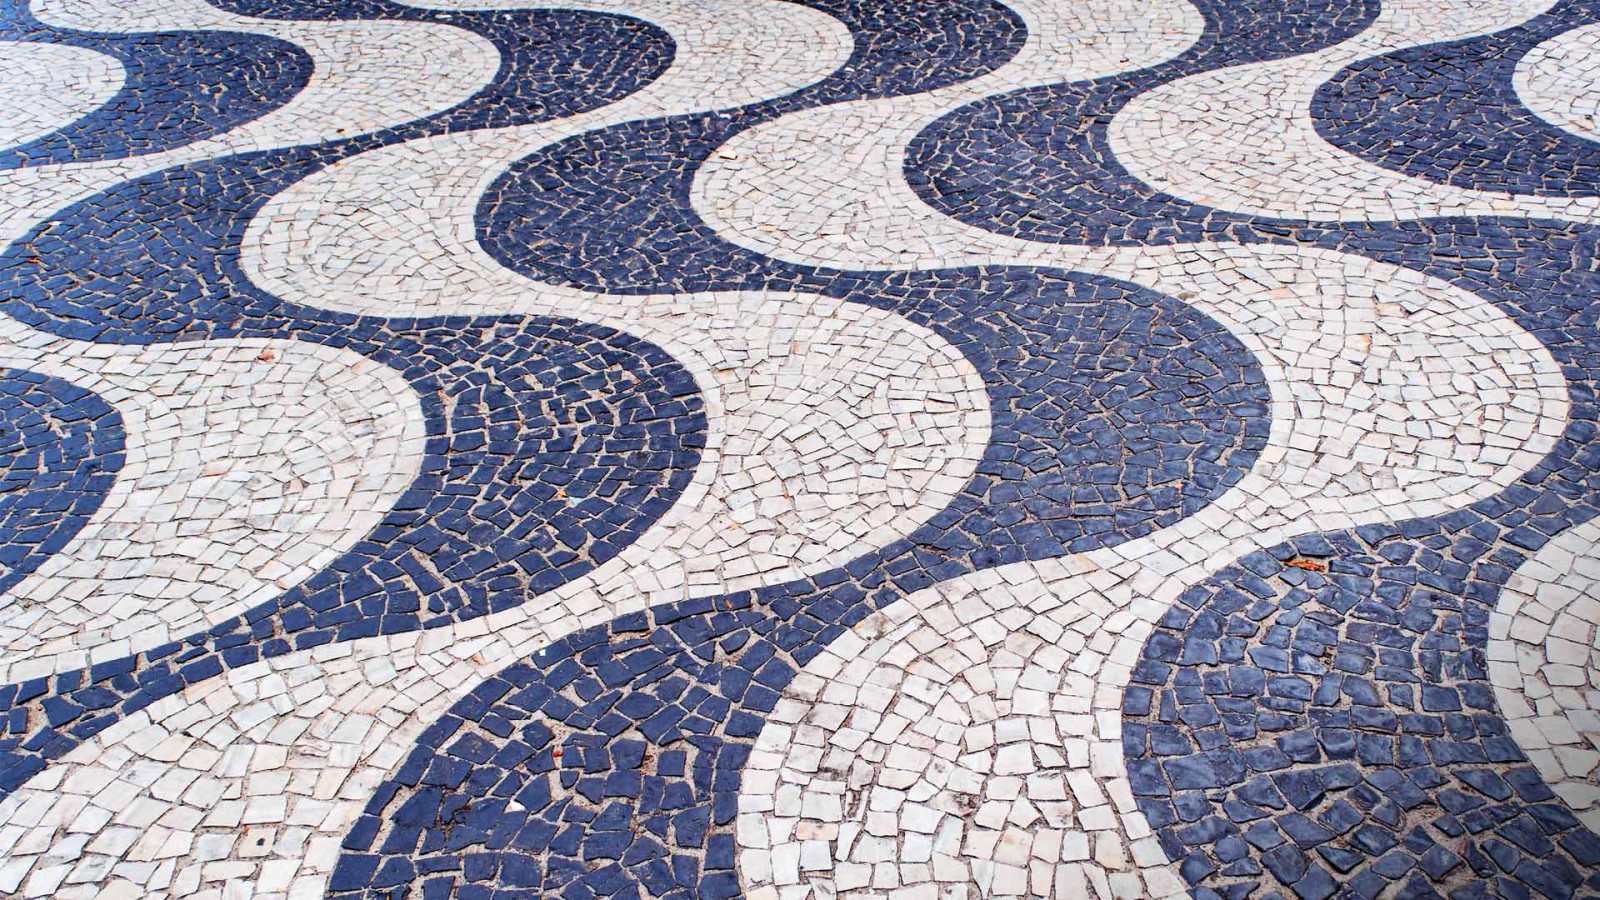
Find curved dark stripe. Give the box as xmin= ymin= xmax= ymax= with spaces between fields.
xmin=205 ymin=0 xmax=674 ymax=128
xmin=1122 ymin=514 xmax=1600 ymax=899
xmin=904 ymin=0 xmax=1379 ymax=246
xmin=0 ymin=0 xmax=314 ymax=169
xmin=0 ymin=369 xmax=123 ymax=595
xmin=476 ymin=0 xmax=1025 ymax=293
xmin=0 ymin=266 xmax=1274 ymax=803
xmin=0 ymin=316 xmax=705 ymax=794
xmin=1313 ymin=0 xmax=1600 ymax=196
xmin=476 ymin=0 xmax=1376 ymax=293
xmin=0 ymin=32 xmax=311 ymax=169
xmin=208 ymin=0 xmax=435 ymax=17
xmin=0 ymin=9 xmax=672 ymax=342
xmin=322 ymin=269 xmax=1273 ymax=897
xmin=298 ymin=0 xmax=1600 ymax=893
xmin=6 ymin=9 xmax=1600 ymax=900
xmin=0 ymin=6 xmax=681 ymax=794
xmin=871 ymin=270 xmax=1271 ymax=558
xmin=0 ymin=0 xmax=1035 ymax=809
xmin=1105 ymin=217 xmax=1600 ymax=900
xmin=218 ymin=0 xmax=1020 ymax=105
xmin=335 ymin=244 xmax=1600 ymax=896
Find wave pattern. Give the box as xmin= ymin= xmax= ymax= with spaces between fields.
xmin=0 ymin=0 xmax=1599 ymax=898
xmin=1515 ymin=18 xmax=1600 ymax=143
xmin=1313 ymin=0 xmax=1600 ymax=195
xmin=0 ymin=0 xmax=314 ymax=168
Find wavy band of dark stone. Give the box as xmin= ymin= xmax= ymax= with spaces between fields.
xmin=323 ymin=300 xmax=1600 ymax=900
xmin=472 ymin=0 xmax=1030 ymax=293
xmin=1312 ymin=0 xmax=1600 ymax=197
xmin=0 ymin=0 xmax=1272 ymax=843
xmin=464 ymin=0 xmax=1600 ymax=895
xmin=0 ymin=0 xmax=687 ymax=788
xmin=883 ymin=1 xmax=1600 ymax=895
xmin=475 ymin=0 xmax=1378 ymax=294
xmin=313 ymin=267 xmax=1273 ymax=897
xmin=0 ymin=0 xmax=314 ymax=169
xmin=4 ymin=1 xmax=1599 ymax=899
xmin=0 ymin=0 xmax=673 ymax=341
xmin=0 ymin=316 xmax=707 ymax=795
xmin=0 ymin=370 xmax=123 ymax=595
xmin=1122 ymin=492 xmax=1600 ymax=900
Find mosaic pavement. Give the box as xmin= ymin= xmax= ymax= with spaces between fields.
xmin=1 ymin=0 xmax=1600 ymax=897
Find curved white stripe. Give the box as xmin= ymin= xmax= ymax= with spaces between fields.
xmin=691 ymin=0 xmax=1203 ymax=268
xmin=243 ymin=3 xmax=979 ymax=599
xmin=699 ymin=22 xmax=1583 ymax=861
xmin=691 ymin=0 xmax=1600 ymax=262
xmin=395 ymin=0 xmax=853 ymax=111
xmin=34 ymin=0 xmax=498 ymax=146
xmin=619 ymin=294 xmax=991 ymax=597
xmin=741 ymin=556 xmax=1189 ymax=900
xmin=695 ymin=10 xmax=1577 ymax=867
xmin=4 ymin=2 xmax=1581 ymax=895
xmin=1489 ymin=516 xmax=1600 ymax=832
xmin=1109 ymin=0 xmax=1600 ymax=224
xmin=645 ymin=237 xmax=1569 ymax=542
xmin=243 ymin=0 xmax=853 ymax=321
xmin=1515 ymin=21 xmax=1600 ymax=142
xmin=0 ymin=6 xmax=988 ymax=888
xmin=0 ymin=42 xmax=125 ymax=151
xmin=245 ymin=0 xmax=1576 ymax=880
xmin=741 ymin=247 xmax=1571 ymax=894
xmin=0 ymin=0 xmax=500 ymax=252
xmin=685 ymin=0 xmax=1569 ymax=523
xmin=0 ymin=292 xmax=990 ymax=897
xmin=0 ymin=318 xmax=429 ymax=685
xmin=726 ymin=246 xmax=1568 ymax=889
xmin=0 ymin=620 xmax=556 ymax=898
xmin=0 ymin=290 xmax=989 ymax=684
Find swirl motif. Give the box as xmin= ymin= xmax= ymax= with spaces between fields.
xmin=1515 ymin=19 xmax=1600 ymax=142
xmin=1311 ymin=0 xmax=1600 ymax=196
xmin=1 ymin=0 xmax=1599 ymax=898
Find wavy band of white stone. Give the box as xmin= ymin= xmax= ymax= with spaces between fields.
xmin=741 ymin=553 xmax=1190 ymax=900
xmin=242 ymin=0 xmax=1579 ymax=891
xmin=544 ymin=292 xmax=992 ymax=602
xmin=706 ymin=135 xmax=1577 ymax=888
xmin=0 ymin=602 xmax=607 ymax=898
xmin=1489 ymin=516 xmax=1600 ymax=833
xmin=0 ymin=41 xmax=125 ymax=151
xmin=1514 ymin=20 xmax=1600 ymax=143
xmin=1108 ymin=0 xmax=1600 ymax=224
xmin=244 ymin=0 xmax=854 ymax=322
xmin=690 ymin=0 xmax=1203 ymax=269
xmin=683 ymin=0 xmax=1570 ymax=532
xmin=3 ymin=0 xmax=1583 ymax=897
xmin=0 ymin=294 xmax=989 ymax=896
xmin=735 ymin=244 xmax=1570 ymax=899
xmin=685 ymin=6 xmax=1577 ymax=887
xmin=0 ymin=308 xmax=992 ymax=687
xmin=0 ymin=317 xmax=429 ymax=685
xmin=0 ymin=2 xmax=999 ymax=895
xmin=241 ymin=0 xmax=989 ymax=599
xmin=0 ymin=0 xmax=501 ymax=252
xmin=691 ymin=0 xmax=1600 ymax=264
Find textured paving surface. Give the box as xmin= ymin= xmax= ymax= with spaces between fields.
xmin=0 ymin=0 xmax=1598 ymax=898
